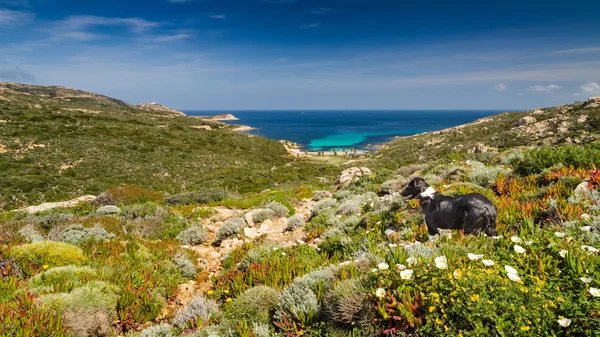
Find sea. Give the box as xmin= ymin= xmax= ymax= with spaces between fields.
xmin=183 ymin=110 xmax=509 ymax=152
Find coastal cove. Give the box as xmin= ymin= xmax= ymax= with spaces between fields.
xmin=185 ymin=110 xmax=511 ymax=151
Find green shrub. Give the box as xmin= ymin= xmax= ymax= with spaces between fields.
xmin=165 ymin=190 xmax=229 ymax=206
xmin=252 ymin=209 xmax=275 ymax=223
xmin=215 ymin=218 xmax=245 ymax=244
xmin=467 ymin=162 xmax=510 ymax=188
xmin=276 ymin=280 xmax=320 ymax=326
xmin=512 ymin=143 xmax=600 ymax=175
xmin=122 ymin=202 xmax=166 ymax=219
xmin=18 ymin=225 xmax=44 ymax=243
xmin=286 ymin=214 xmax=305 ymax=231
xmin=224 ymin=285 xmax=280 ymax=324
xmin=36 ymin=281 xmax=119 ymax=315
xmin=334 ymin=190 xmax=352 ymax=200
xmin=59 ymin=224 xmax=116 ymax=245
xmin=10 ymin=241 xmax=87 ymax=271
xmin=312 ymin=199 xmax=336 ymax=216
xmin=324 ymin=278 xmax=374 ymax=328
xmin=28 ymin=265 xmax=97 ymax=294
xmin=172 ymin=296 xmax=219 ymax=329
xmin=176 ymin=225 xmax=207 ymax=245
xmin=173 ymin=257 xmax=197 ymax=279
xmin=140 ymin=323 xmax=173 ymax=337
xmin=264 ymin=201 xmax=290 ymax=218
xmin=23 ymin=213 xmax=73 ymax=232
xmin=93 ymin=205 xmax=121 ymax=216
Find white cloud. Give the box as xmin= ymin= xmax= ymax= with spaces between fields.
xmin=552 ymin=47 xmax=600 ymax=54
xmin=152 ymin=33 xmax=193 ymax=42
xmin=300 ymin=22 xmax=320 ymax=29
xmin=311 ymin=7 xmax=332 ymax=15
xmin=528 ymin=84 xmax=562 ymax=93
xmin=49 ymin=15 xmax=161 ymax=40
xmin=0 ymin=9 xmax=34 ymax=27
xmin=210 ymin=15 xmax=226 ymax=19
xmin=581 ymin=81 xmax=600 ymax=95
xmin=495 ymin=83 xmax=507 ymax=91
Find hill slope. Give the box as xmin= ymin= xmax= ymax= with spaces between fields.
xmin=0 ymin=82 xmax=337 ymax=210
xmin=375 ymin=97 xmax=600 ymax=167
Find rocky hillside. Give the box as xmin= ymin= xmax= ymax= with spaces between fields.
xmin=134 ymin=102 xmax=185 ymax=116
xmin=375 ymin=97 xmax=600 ymax=167
xmin=0 ymin=82 xmax=339 ymax=210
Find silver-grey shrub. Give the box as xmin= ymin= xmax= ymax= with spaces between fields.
xmin=173 ymin=257 xmax=197 ymax=279
xmin=122 ymin=202 xmax=166 ymax=219
xmin=173 ymin=296 xmax=219 ymax=329
xmin=276 ymin=281 xmax=320 ymax=324
xmin=93 ymin=205 xmax=121 ymax=216
xmin=286 ymin=214 xmax=305 ymax=231
xmin=334 ymin=190 xmax=353 ymax=200
xmin=224 ymin=285 xmax=281 ymax=324
xmin=336 ymin=200 xmax=361 ymax=216
xmin=59 ymin=224 xmax=116 ymax=245
xmin=176 ymin=225 xmax=207 ymax=245
xmin=252 ymin=209 xmax=276 ymax=223
xmin=19 ymin=225 xmax=44 ymax=243
xmin=312 ymin=199 xmax=337 ymax=216
xmin=140 ymin=324 xmax=173 ymax=337
xmin=215 ymin=218 xmax=245 ymax=243
xmin=264 ymin=201 xmax=290 ymax=218
xmin=467 ymin=162 xmax=511 ymax=188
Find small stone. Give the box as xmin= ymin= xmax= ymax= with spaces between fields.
xmin=243 ymin=227 xmax=258 ymax=239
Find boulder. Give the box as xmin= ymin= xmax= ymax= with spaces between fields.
xmin=336 ymin=167 xmax=372 ymax=185
xmin=518 ymin=116 xmax=537 ymax=126
xmin=243 ymin=227 xmax=259 ymax=240
xmin=257 ymin=219 xmax=272 ymax=235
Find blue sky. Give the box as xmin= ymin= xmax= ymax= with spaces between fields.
xmin=0 ymin=0 xmax=599 ymax=110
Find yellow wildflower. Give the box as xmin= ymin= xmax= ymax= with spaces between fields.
xmin=42 ymin=264 xmax=49 ymax=270
xmin=429 ymin=306 xmax=436 ymax=313
xmin=207 ymin=290 xmax=214 ymax=295
xmin=470 ymin=294 xmax=480 ymax=302
xmin=444 ymin=325 xmax=449 ymax=332
xmin=226 ymin=298 xmax=232 ymax=302
xmin=521 ymin=326 xmax=530 ymax=332
xmin=520 ymin=287 xmax=529 ymax=293
xmin=487 ymin=300 xmax=494 ymax=305
xmin=224 ymin=290 xmax=230 ymax=294
xmin=435 ymin=318 xmax=442 ymax=325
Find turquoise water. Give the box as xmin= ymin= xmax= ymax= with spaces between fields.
xmin=184 ymin=110 xmax=509 ymax=151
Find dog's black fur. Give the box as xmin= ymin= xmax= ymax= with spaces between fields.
xmin=400 ymin=177 xmax=498 ymax=238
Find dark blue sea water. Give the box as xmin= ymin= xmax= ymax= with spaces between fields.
xmin=184 ymin=110 xmax=508 ymax=151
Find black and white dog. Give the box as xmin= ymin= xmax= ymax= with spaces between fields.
xmin=400 ymin=177 xmax=498 ymax=240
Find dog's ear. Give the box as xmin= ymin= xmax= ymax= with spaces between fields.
xmin=412 ymin=177 xmax=430 ymax=192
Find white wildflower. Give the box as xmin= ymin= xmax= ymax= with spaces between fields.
xmin=555 ymin=232 xmax=566 ymax=238
xmin=581 ymin=226 xmax=591 ymax=232
xmin=378 ymin=262 xmax=389 ymax=270
xmin=510 ymin=236 xmax=522 ymax=243
xmin=375 ymin=288 xmax=386 ymax=298
xmin=559 ymin=250 xmax=568 ymax=258
xmin=557 ymin=318 xmax=571 ymax=327
xmin=590 ymin=288 xmax=600 ymax=297
xmin=514 ymin=245 xmax=526 ymax=254
xmin=435 ymin=256 xmax=447 ymax=270
xmin=400 ymin=269 xmax=413 ymax=280
xmin=580 ymin=277 xmax=593 ymax=283
xmin=482 ymin=259 xmax=495 ymax=267
xmin=468 ymin=253 xmax=484 ymax=261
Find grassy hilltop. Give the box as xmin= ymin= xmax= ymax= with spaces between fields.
xmin=1 ymin=84 xmax=600 ymax=337
xmin=0 ymin=82 xmax=338 ymax=210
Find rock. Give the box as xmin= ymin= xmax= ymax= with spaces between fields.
xmin=296 ymin=239 xmax=306 ymax=245
xmin=95 ymin=205 xmax=121 ymax=215
xmin=582 ymin=96 xmax=600 ymax=108
xmin=24 ymin=195 xmax=96 ymax=214
xmin=336 ymin=167 xmax=372 ymax=185
xmin=244 ymin=211 xmax=255 ymax=227
xmin=469 ymin=143 xmax=498 ymax=154
xmin=384 ymin=227 xmax=397 ymax=239
xmin=243 ymin=227 xmax=259 ymax=239
xmin=257 ymin=220 xmax=272 ymax=235
xmin=575 ymin=181 xmax=589 ymax=192
xmin=518 ymin=116 xmax=537 ymax=126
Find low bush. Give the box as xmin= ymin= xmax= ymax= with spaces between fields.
xmin=58 ymin=224 xmax=116 ymax=245
xmin=36 ymin=281 xmax=119 ymax=316
xmin=512 ymin=143 xmax=600 ymax=175
xmin=93 ymin=205 xmax=121 ymax=216
xmin=165 ymin=190 xmax=229 ymax=206
xmin=215 ymin=218 xmax=245 ymax=244
xmin=324 ymin=278 xmax=375 ymax=329
xmin=172 ymin=296 xmax=219 ymax=329
xmin=28 ymin=265 xmax=97 ymax=294
xmin=10 ymin=241 xmax=87 ymax=272
xmin=173 ymin=257 xmax=197 ymax=279
xmin=140 ymin=323 xmax=173 ymax=337
xmin=224 ymin=285 xmax=281 ymax=324
xmin=264 ymin=201 xmax=290 ymax=218
xmin=312 ymin=199 xmax=336 ymax=216
xmin=23 ymin=212 xmax=73 ymax=232
xmin=336 ymin=199 xmax=361 ymax=216
xmin=252 ymin=209 xmax=275 ymax=223
xmin=176 ymin=225 xmax=207 ymax=245
xmin=122 ymin=202 xmax=166 ymax=219
xmin=286 ymin=214 xmax=305 ymax=231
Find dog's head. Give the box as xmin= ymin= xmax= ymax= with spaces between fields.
xmin=400 ymin=177 xmax=430 ymax=199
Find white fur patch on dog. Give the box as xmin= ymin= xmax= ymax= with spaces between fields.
xmin=420 ymin=187 xmax=436 ymax=199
